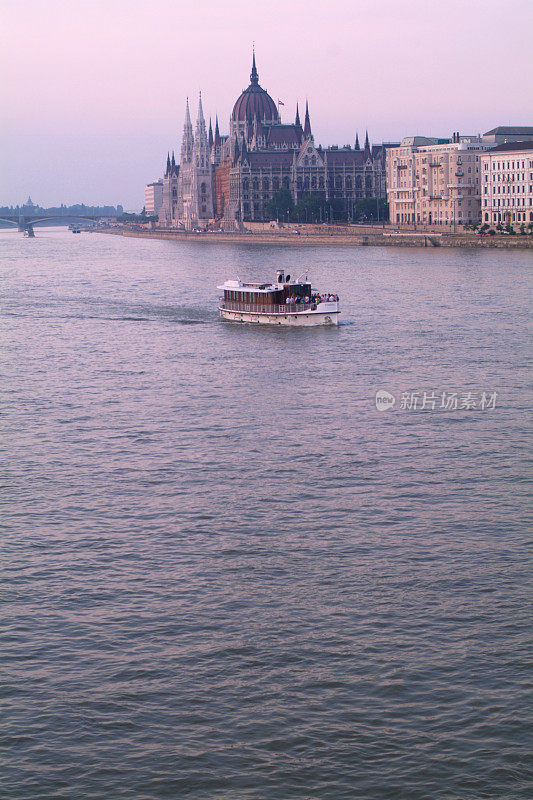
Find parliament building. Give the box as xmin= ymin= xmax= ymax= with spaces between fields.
xmin=158 ymin=53 xmax=391 ymax=230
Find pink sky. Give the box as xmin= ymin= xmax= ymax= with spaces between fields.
xmin=2 ymin=0 xmax=532 ymax=209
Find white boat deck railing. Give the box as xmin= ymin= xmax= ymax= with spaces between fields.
xmin=220 ymin=300 xmax=339 ymax=315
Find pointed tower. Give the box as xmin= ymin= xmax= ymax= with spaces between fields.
xmin=180 ymin=98 xmax=194 ymax=165
xmin=303 ymin=100 xmax=312 ymax=139
xmin=295 ymin=103 xmax=301 ymax=127
xmin=355 ymin=133 xmax=360 ymax=151
xmin=364 ymin=130 xmax=370 ymax=152
xmin=250 ymin=47 xmax=259 ymax=85
xmin=187 ymin=92 xmax=214 ymax=225
xmin=194 ymin=93 xmax=210 ymax=170
xmin=212 ymin=115 xmax=222 ymax=165
xmin=159 ymin=149 xmax=178 ymax=227
xmin=208 ymin=118 xmax=214 ymax=149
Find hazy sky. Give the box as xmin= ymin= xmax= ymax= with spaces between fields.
xmin=2 ymin=0 xmax=532 ymax=209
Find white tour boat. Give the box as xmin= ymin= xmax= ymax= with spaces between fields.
xmin=218 ymin=270 xmax=340 ymax=326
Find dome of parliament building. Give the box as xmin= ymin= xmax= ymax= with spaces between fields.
xmin=231 ymin=53 xmax=279 ymax=124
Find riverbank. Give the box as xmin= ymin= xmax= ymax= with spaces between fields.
xmin=100 ymin=227 xmax=533 ymax=249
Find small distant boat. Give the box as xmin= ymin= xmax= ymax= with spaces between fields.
xmin=72 ymin=227 xmax=81 ymax=234
xmin=218 ymin=269 xmax=340 ymax=326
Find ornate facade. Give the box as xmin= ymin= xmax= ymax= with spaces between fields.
xmin=158 ymin=52 xmax=389 ymax=230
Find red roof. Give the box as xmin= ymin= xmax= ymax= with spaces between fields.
xmin=325 ymin=149 xmax=366 ymax=166
xmin=246 ymin=151 xmax=294 ymax=167
xmin=266 ymin=125 xmax=302 ymax=147
xmin=232 ymin=83 xmax=278 ymax=123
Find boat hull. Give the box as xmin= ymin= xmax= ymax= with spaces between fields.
xmin=219 ymin=307 xmax=339 ymax=326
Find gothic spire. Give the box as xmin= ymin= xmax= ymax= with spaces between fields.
xmin=355 ymin=132 xmax=360 ymax=150
xmin=180 ymin=97 xmax=194 ymax=164
xmin=250 ymin=47 xmax=259 ymax=84
xmin=214 ymin=115 xmax=220 ymax=145
xmin=295 ymin=103 xmax=301 ymax=127
xmin=364 ymin=130 xmax=370 ymax=151
xmin=303 ymin=100 xmax=312 ymax=138
xmin=197 ymin=92 xmax=205 ymax=125
xmin=193 ymin=91 xmax=210 ymax=168
xmin=208 ymin=118 xmax=213 ymax=149
xmin=166 ymin=152 xmax=171 ymax=176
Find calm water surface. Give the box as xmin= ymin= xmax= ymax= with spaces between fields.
xmin=1 ymin=228 xmax=532 ymax=799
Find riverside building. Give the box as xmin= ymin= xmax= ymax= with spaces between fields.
xmin=158 ymin=52 xmax=392 ymax=230
xmin=479 ymin=141 xmax=533 ymax=228
xmin=386 ymin=134 xmax=488 ymax=227
xmin=144 ymin=179 xmax=163 ymax=216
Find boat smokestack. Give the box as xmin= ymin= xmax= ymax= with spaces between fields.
xmin=276 ymin=269 xmax=285 ymax=284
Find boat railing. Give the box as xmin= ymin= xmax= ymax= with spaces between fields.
xmin=220 ymin=299 xmax=338 ymax=314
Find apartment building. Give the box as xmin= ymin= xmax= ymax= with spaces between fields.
xmin=479 ymin=141 xmax=533 ymax=228
xmin=144 ymin=179 xmax=163 ymax=216
xmin=386 ymin=134 xmax=487 ymax=227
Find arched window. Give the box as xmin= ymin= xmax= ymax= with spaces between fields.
xmin=304 ymin=156 xmax=309 ymax=166
xmin=252 ymin=178 xmax=259 ymax=191
xmin=365 ymin=175 xmax=372 ymax=189
xmin=262 ymin=178 xmax=269 ymax=191
xmin=273 ymin=177 xmax=279 ymax=191
xmin=311 ymin=176 xmax=317 ymax=188
xmin=318 ymin=176 xmax=324 ymax=189
xmin=297 ymin=177 xmax=302 ymax=190
xmin=311 ymin=156 xmax=316 ymax=166
xmin=243 ymin=178 xmax=249 ymax=191
xmin=201 ymin=182 xmax=206 ymax=194
xmin=282 ymin=176 xmax=290 ymax=189
xmin=355 ymin=175 xmax=362 ymax=189
xmin=335 ymin=175 xmax=342 ymax=189
xmin=346 ymin=176 xmax=352 ymax=190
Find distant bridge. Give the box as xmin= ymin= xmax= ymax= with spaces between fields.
xmin=0 ymin=214 xmax=113 ymax=233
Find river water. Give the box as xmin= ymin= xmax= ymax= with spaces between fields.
xmin=1 ymin=228 xmax=532 ymax=799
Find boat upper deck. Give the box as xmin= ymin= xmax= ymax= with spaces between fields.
xmin=218 ymin=270 xmax=339 ymax=315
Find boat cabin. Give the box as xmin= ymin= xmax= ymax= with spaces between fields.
xmin=220 ymin=270 xmax=312 ymax=311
